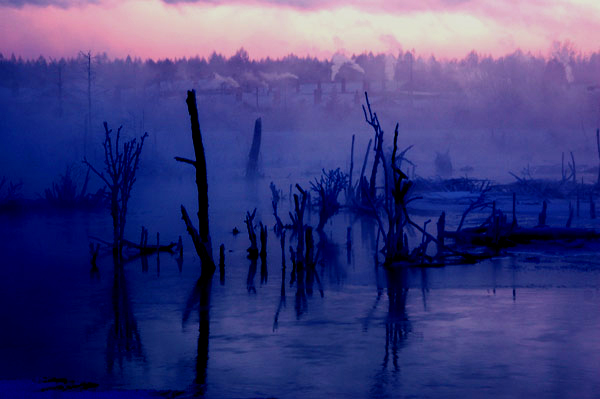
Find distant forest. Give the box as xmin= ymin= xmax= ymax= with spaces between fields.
xmin=1 ymin=43 xmax=599 ymax=130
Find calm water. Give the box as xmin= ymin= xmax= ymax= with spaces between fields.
xmin=1 ymin=174 xmax=600 ymax=398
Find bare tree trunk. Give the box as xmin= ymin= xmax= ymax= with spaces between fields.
xmin=187 ymin=91 xmax=212 ymax=255
xmin=348 ymin=134 xmax=355 ymax=201
xmin=177 ymin=90 xmax=215 ymax=274
xmin=246 ymin=118 xmax=262 ymax=178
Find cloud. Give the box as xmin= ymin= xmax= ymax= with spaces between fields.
xmin=1 ymin=0 xmax=598 ymax=61
xmin=161 ymin=0 xmax=472 ymax=12
xmin=0 ymin=0 xmax=97 ymax=7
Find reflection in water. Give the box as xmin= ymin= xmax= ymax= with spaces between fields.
xmin=260 ymin=256 xmax=268 ymax=285
xmin=141 ymin=254 xmax=149 ymax=273
xmin=346 ymin=226 xmax=352 ymax=265
xmin=260 ymin=223 xmax=268 ymax=285
xmin=183 ymin=272 xmax=213 ymax=396
xmin=371 ymin=266 xmax=412 ymax=396
xmin=289 ymin=227 xmax=324 ymax=319
xmin=247 ymin=258 xmax=257 ymax=294
xmin=106 ymin=260 xmax=144 ymax=374
xmin=273 ymin=231 xmax=287 ymax=332
xmin=420 ymin=268 xmax=429 ymax=311
xmin=273 ymin=257 xmax=287 ymax=332
xmin=89 ymin=243 xmax=100 ymax=281
xmin=317 ymin=230 xmax=345 ymax=285
xmin=383 ymin=267 xmax=411 ymax=371
xmin=90 ymin=262 xmax=100 ymax=282
xmin=305 ymin=227 xmax=324 ymax=297
xmin=510 ymin=256 xmax=517 ymax=301
xmin=156 ymin=251 xmax=160 ymax=278
xmin=177 ymin=236 xmax=184 ymax=274
xmin=294 ymin=252 xmax=307 ymax=319
xmin=362 ymin=260 xmax=384 ymax=332
xmin=196 ymin=279 xmax=212 ymax=394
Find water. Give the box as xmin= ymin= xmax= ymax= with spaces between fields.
xmin=1 ymin=174 xmax=600 ymax=398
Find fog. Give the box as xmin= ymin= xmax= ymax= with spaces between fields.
xmin=2 ymin=45 xmax=600 ymax=397
xmin=1 ymin=44 xmax=599 ymax=197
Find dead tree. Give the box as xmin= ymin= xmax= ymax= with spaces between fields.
xmin=289 ymin=184 xmax=308 ymax=239
xmin=260 ymin=222 xmax=268 ymax=284
xmin=271 ymin=182 xmax=285 ymax=235
xmin=346 ymin=134 xmax=355 ymax=202
xmin=288 ymin=184 xmax=309 ymax=309
xmin=177 ymin=90 xmax=217 ymax=394
xmin=44 ymin=165 xmax=106 ymax=209
xmin=244 ymin=209 xmax=259 ymax=259
xmin=567 ymin=202 xmax=574 ymax=227
xmin=456 ymin=190 xmax=493 ymax=231
xmin=311 ymin=168 xmax=348 ymax=231
xmin=260 ymin=222 xmax=268 ymax=261
xmin=569 ymin=152 xmax=576 ymax=184
xmin=219 ymin=244 xmax=225 ymax=284
xmin=84 ymin=122 xmax=148 ymax=257
xmin=246 ymin=117 xmax=262 ymax=178
xmin=361 ymin=93 xmax=412 ymax=263
xmin=175 ymin=90 xmax=216 ymax=275
xmin=362 ymin=94 xmax=384 ymax=199
xmin=361 ymin=93 xmax=476 ymax=266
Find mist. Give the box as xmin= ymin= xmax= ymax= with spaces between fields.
xmin=1 ymin=45 xmax=599 ymax=195
xmin=1 ymin=43 xmax=600 ymax=398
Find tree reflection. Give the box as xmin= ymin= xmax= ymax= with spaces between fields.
xmin=182 ymin=269 xmax=213 ymax=395
xmin=383 ymin=267 xmax=411 ymax=371
xmin=247 ymin=257 xmax=257 ymax=294
xmin=371 ymin=266 xmax=412 ymax=396
xmin=106 ymin=259 xmax=144 ymax=374
xmin=317 ymin=229 xmax=345 ymax=286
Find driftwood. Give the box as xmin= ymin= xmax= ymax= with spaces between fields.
xmin=447 ymin=226 xmax=600 ymax=245
xmin=448 ymin=194 xmax=600 ymax=247
xmin=121 ymin=239 xmax=177 ymax=254
xmin=89 ymin=225 xmax=178 ymax=262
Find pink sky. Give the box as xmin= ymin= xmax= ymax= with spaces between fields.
xmin=1 ymin=0 xmax=599 ymax=60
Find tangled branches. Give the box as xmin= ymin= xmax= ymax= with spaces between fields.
xmin=310 ymin=168 xmax=348 ymax=231
xmin=84 ymin=122 xmax=148 ymax=257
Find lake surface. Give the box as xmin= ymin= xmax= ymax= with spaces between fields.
xmin=1 ymin=174 xmax=600 ymax=398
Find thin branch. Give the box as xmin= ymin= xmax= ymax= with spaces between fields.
xmin=174 ymin=156 xmax=197 ymax=167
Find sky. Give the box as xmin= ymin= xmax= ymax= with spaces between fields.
xmin=0 ymin=0 xmax=599 ymax=60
